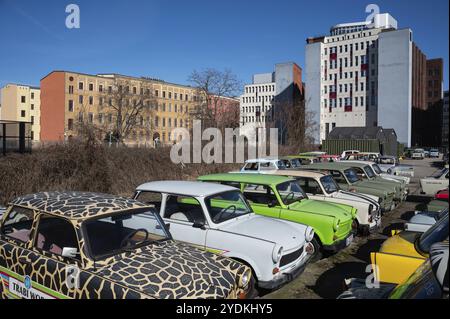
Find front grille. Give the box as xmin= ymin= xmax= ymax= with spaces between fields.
xmin=279 ymin=247 xmax=303 ymax=267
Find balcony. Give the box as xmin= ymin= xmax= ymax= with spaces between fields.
xmin=329 ymin=92 xmax=337 ymax=99
xmin=344 ymin=105 xmax=353 ymax=112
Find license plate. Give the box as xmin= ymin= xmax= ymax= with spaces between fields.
xmin=346 ymin=234 xmax=353 ymax=246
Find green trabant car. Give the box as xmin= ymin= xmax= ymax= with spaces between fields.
xmin=339 ymin=161 xmax=405 ymax=202
xmin=300 ymin=163 xmax=396 ymax=212
xmin=198 ymin=173 xmax=357 ymax=260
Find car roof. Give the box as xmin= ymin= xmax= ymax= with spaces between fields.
xmin=338 ymin=161 xmax=371 ymax=168
xmin=198 ymin=173 xmax=294 ymax=185
xmin=301 ymin=162 xmax=354 ymax=171
xmin=245 ymin=157 xmax=280 ymax=163
xmin=268 ymin=170 xmax=327 ymax=179
xmin=136 ymin=180 xmax=237 ymax=197
xmin=10 ymin=192 xmax=149 ymax=220
xmin=343 ymin=160 xmax=374 ymax=166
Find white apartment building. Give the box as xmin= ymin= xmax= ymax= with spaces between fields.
xmin=240 ymin=72 xmax=276 ymax=139
xmin=306 ymin=13 xmax=415 ymax=147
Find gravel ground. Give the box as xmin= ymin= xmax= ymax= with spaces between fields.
xmin=263 ymin=157 xmax=446 ymax=299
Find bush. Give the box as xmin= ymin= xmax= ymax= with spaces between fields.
xmin=0 ymin=142 xmax=240 ymax=206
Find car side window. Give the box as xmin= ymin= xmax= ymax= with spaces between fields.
xmin=297 ymin=178 xmax=323 ymax=195
xmin=35 ymin=214 xmax=80 ymax=260
xmin=244 ymin=163 xmax=258 ymax=171
xmin=243 ymin=184 xmax=278 ymax=205
xmin=330 ymin=171 xmax=346 ymax=184
xmin=164 ymin=195 xmax=206 ymax=224
xmin=1 ymin=206 xmax=34 ymax=243
xmin=135 ymin=191 xmax=162 ymax=212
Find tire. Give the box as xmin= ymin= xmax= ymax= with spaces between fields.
xmin=309 ymin=237 xmax=323 ymax=263
xmin=0 ymin=279 xmax=5 ymax=299
xmin=232 ymin=259 xmax=259 ymax=298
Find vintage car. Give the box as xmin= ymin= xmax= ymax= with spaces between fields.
xmin=319 ymin=155 xmax=341 ymax=162
xmin=344 ymin=160 xmax=411 ymax=186
xmin=343 ymin=152 xmax=381 ymax=161
xmin=287 ymin=155 xmax=320 ymax=165
xmin=412 ymin=148 xmax=426 ymax=160
xmin=420 ymin=168 xmax=449 ymax=196
xmin=338 ymin=242 xmax=449 ymax=299
xmin=238 ymin=158 xmax=290 ymax=173
xmin=404 ymin=208 xmax=448 ymax=233
xmin=197 ymin=174 xmax=357 ymax=260
xmin=430 ymin=149 xmax=440 ymax=158
xmin=435 ymin=189 xmax=449 ymax=201
xmin=300 ymin=163 xmax=396 ymax=212
xmin=337 ymin=161 xmax=406 ymax=202
xmin=0 ymin=192 xmax=252 ymax=299
xmin=370 ymin=211 xmax=449 ymax=285
xmin=340 ymin=150 xmax=360 ymax=159
xmin=263 ymin=170 xmax=381 ymax=235
xmin=375 ymin=156 xmax=415 ymax=177
xmin=134 ymin=181 xmax=315 ymax=292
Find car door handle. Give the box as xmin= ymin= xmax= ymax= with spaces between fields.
xmin=18 ymin=256 xmax=32 ymax=264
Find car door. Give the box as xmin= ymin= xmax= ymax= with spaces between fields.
xmin=161 ymin=194 xmax=208 ymax=249
xmin=296 ymin=177 xmax=326 ymax=201
xmin=242 ymin=184 xmax=282 ymax=218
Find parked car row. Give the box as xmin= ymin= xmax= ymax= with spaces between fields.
xmin=0 ymin=153 xmax=443 ymax=299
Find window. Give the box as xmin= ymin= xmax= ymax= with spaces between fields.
xmin=79 ymin=82 xmax=84 ymax=90
xmin=21 ymin=110 xmax=26 ymax=117
xmin=35 ymin=214 xmax=80 ymax=259
xmin=88 ymin=113 xmax=93 ymax=123
xmin=1 ymin=207 xmax=34 ymax=243
xmin=99 ymin=85 xmax=103 ymax=92
xmin=31 ymin=92 xmax=35 ymax=99
xmin=133 ymin=87 xmax=137 ymax=94
xmin=89 ymin=96 xmax=93 ymax=105
xmin=68 ymin=119 xmax=74 ymax=130
xmin=31 ymin=104 xmax=34 ymax=110
xmin=69 ymin=85 xmax=74 ymax=94
xmin=21 ymin=96 xmax=26 ymax=103
xmin=79 ymin=95 xmax=84 ymax=104
xmin=68 ymin=100 xmax=74 ymax=112
xmin=296 ymin=178 xmax=323 ymax=195
xmin=89 ymin=83 xmax=94 ymax=91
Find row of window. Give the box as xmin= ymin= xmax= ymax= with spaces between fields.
xmin=242 ymin=95 xmax=275 ymax=104
xmin=71 ymin=83 xmax=192 ymax=102
xmin=326 ymin=40 xmax=376 ymax=55
xmin=241 ymin=105 xmax=272 ymax=113
xmin=323 ymin=95 xmax=377 ymax=108
xmin=241 ymin=115 xmax=272 ymax=124
xmin=327 ymin=55 xmax=374 ymax=70
xmin=20 ymin=93 xmax=36 ymax=103
xmin=325 ymin=69 xmax=373 ymax=82
xmin=325 ymin=81 xmax=375 ymax=94
xmin=68 ymin=97 xmax=189 ymax=113
xmin=326 ymin=31 xmax=374 ymax=42
xmin=245 ymin=85 xmax=275 ymax=94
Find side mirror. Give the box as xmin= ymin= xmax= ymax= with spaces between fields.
xmin=193 ymin=222 xmax=206 ymax=230
xmin=62 ymin=247 xmax=79 ymax=258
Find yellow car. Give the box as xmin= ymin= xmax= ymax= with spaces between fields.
xmin=371 ymin=212 xmax=448 ymax=284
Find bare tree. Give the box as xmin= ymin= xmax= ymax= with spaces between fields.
xmin=188 ymin=68 xmax=241 ymax=129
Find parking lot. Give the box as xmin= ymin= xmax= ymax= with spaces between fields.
xmin=264 ymin=157 xmax=445 ymax=299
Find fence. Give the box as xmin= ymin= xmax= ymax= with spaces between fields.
xmin=0 ymin=120 xmax=32 ymax=156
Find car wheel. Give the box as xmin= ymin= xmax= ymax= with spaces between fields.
xmin=0 ymin=279 xmax=5 ymax=299
xmin=309 ymin=237 xmax=323 ymax=262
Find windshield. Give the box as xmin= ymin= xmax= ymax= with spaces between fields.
xmin=205 ymin=190 xmax=252 ymax=224
xmin=430 ymin=169 xmax=448 ymax=179
xmin=418 ymin=212 xmax=449 ymax=254
xmin=277 ymin=160 xmax=287 ymax=169
xmin=276 ymin=181 xmax=307 ymax=205
xmin=364 ymin=166 xmax=376 ymax=178
xmin=290 ymin=159 xmax=302 ymax=168
xmin=83 ymin=208 xmax=170 ymax=260
xmin=320 ymin=175 xmax=339 ymax=194
xmin=372 ymin=164 xmax=383 ymax=174
xmin=344 ymin=169 xmax=360 ymax=183
xmin=378 ymin=157 xmax=395 ymax=165
xmin=389 ymin=260 xmax=442 ymax=299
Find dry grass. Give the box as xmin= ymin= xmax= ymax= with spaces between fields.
xmin=0 ymin=142 xmax=240 ymax=205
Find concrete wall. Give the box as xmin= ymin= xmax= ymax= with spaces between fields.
xmin=378 ymin=28 xmax=413 ymax=147
xmin=305 ymin=41 xmax=322 ymax=144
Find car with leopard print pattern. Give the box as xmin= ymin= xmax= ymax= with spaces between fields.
xmin=134 ymin=181 xmax=316 ymax=293
xmin=0 ymin=192 xmax=252 ymax=299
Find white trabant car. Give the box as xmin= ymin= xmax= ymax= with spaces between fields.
xmin=404 ymin=208 xmax=448 ymax=233
xmin=420 ymin=168 xmax=449 ymax=196
xmin=375 ymin=156 xmax=415 ymax=177
xmin=412 ymin=148 xmax=426 ymax=160
xmin=266 ymin=170 xmax=382 ymax=235
xmin=133 ymin=181 xmax=315 ymax=291
xmin=238 ymin=158 xmax=292 ymax=173
xmin=344 ymin=160 xmax=411 ymax=185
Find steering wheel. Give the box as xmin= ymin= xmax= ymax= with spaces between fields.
xmin=213 ymin=205 xmax=236 ymax=223
xmin=120 ymin=228 xmax=149 ymax=248
xmin=283 ymin=192 xmax=295 ymax=202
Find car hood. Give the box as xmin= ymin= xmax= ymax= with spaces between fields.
xmin=288 ymin=199 xmax=355 ymax=221
xmin=217 ymin=214 xmax=306 ymax=250
xmin=354 ymin=181 xmax=393 ymax=195
xmin=380 ymin=232 xmax=424 ymax=259
xmin=95 ymin=240 xmax=246 ymax=299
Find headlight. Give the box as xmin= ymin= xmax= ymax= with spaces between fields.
xmin=272 ymin=245 xmax=283 ymax=263
xmin=378 ymin=197 xmax=383 ymax=204
xmin=304 ymin=226 xmax=315 ymax=242
xmin=333 ymin=218 xmax=340 ymax=231
xmin=238 ymin=269 xmax=252 ymax=288
xmin=368 ymin=204 xmax=374 ymax=214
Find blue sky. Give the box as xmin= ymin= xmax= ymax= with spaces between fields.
xmin=0 ymin=0 xmax=448 ymax=90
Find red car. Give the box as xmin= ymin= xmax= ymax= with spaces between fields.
xmin=435 ymin=189 xmax=449 ymax=201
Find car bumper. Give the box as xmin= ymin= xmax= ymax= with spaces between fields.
xmin=258 ymin=255 xmax=310 ymax=290
xmin=360 ymin=210 xmax=382 ymax=234
xmin=323 ymin=233 xmax=354 ymax=253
